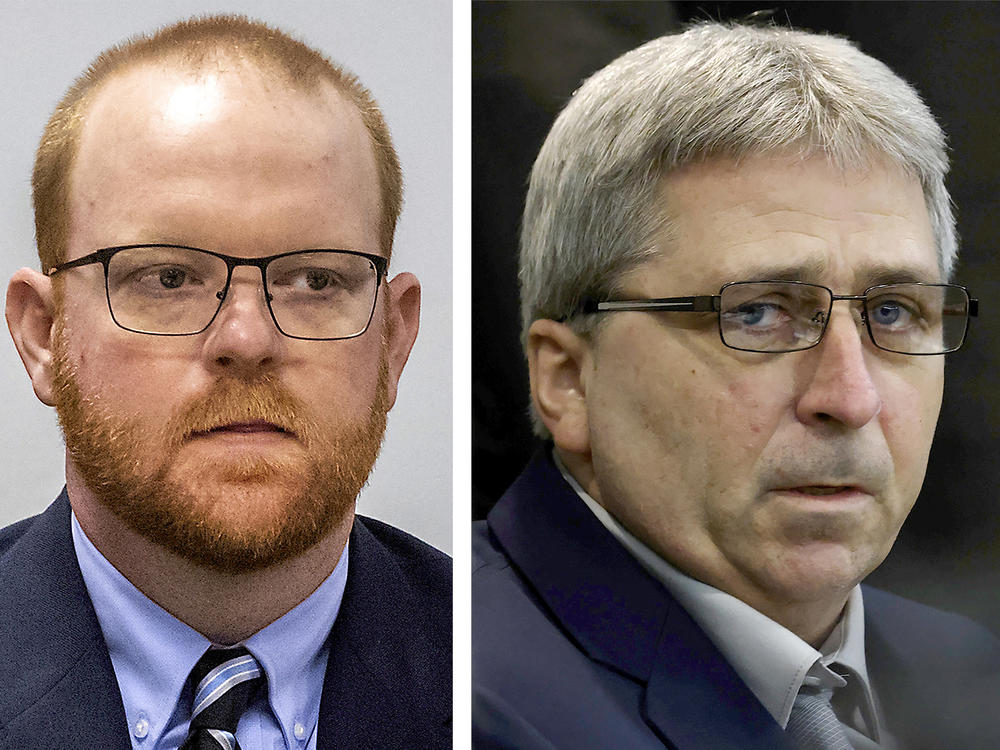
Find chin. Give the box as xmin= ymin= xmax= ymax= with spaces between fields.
xmin=141 ymin=470 xmax=356 ymax=573
xmin=765 ymin=541 xmax=882 ymax=603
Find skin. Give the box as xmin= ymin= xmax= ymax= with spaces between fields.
xmin=530 ymin=155 xmax=943 ymax=646
xmin=6 ymin=61 xmax=420 ymax=644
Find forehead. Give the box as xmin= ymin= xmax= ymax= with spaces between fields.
xmin=67 ymin=60 xmax=380 ymax=254
xmin=637 ymin=155 xmax=939 ymax=291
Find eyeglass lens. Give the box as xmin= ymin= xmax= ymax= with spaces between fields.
xmin=105 ymin=245 xmax=380 ymax=339
xmin=718 ymin=281 xmax=970 ymax=354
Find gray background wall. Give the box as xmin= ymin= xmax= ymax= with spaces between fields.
xmin=0 ymin=0 xmax=452 ymax=554
xmin=473 ymin=1 xmax=1000 ymax=630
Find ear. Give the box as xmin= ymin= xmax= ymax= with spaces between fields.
xmin=527 ymin=318 xmax=592 ymax=456
xmin=6 ymin=268 xmax=58 ymax=406
xmin=382 ymin=272 xmax=421 ymax=408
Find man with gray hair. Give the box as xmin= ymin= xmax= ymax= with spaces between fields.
xmin=473 ymin=22 xmax=999 ymax=749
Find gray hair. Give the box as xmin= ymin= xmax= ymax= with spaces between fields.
xmin=520 ymin=22 xmax=955 ymax=383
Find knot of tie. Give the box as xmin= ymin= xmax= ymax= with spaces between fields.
xmin=180 ymin=647 xmax=264 ymax=750
xmin=786 ymin=686 xmax=852 ymax=750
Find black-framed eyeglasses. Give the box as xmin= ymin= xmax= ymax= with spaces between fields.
xmin=46 ymin=244 xmax=389 ymax=341
xmin=579 ymin=280 xmax=978 ymax=354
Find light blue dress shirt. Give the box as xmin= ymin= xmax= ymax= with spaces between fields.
xmin=71 ymin=511 xmax=349 ymax=750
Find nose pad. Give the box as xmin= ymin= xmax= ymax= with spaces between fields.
xmin=201 ymin=268 xmax=285 ymax=373
xmin=212 ymin=265 xmax=274 ymax=316
xmin=814 ymin=301 xmax=870 ymax=347
xmin=796 ymin=305 xmax=882 ymax=429
xmin=214 ymin=286 xmax=274 ymax=306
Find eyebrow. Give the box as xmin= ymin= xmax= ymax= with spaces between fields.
xmin=731 ymin=260 xmax=941 ymax=288
xmin=861 ymin=264 xmax=942 ymax=286
xmin=738 ymin=260 xmax=827 ymax=284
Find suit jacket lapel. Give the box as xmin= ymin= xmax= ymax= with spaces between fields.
xmin=863 ymin=590 xmax=916 ymax=735
xmin=0 ymin=491 xmax=130 ymax=750
xmin=489 ymin=451 xmax=793 ymax=750
xmin=317 ymin=518 xmax=451 ymax=749
xmin=644 ymin=604 xmax=793 ymax=749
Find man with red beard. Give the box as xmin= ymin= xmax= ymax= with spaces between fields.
xmin=0 ymin=15 xmax=449 ymax=750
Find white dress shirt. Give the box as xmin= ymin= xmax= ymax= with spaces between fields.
xmin=555 ymin=455 xmax=897 ymax=749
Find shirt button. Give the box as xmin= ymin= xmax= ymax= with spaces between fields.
xmin=133 ymin=713 xmax=150 ymax=740
xmin=293 ymin=721 xmax=307 ymax=741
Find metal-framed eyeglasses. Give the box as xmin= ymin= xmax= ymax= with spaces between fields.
xmin=46 ymin=244 xmax=389 ymax=341
xmin=578 ymin=280 xmax=978 ymax=355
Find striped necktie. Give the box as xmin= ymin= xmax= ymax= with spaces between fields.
xmin=180 ymin=647 xmax=264 ymax=750
xmin=786 ymin=685 xmax=852 ymax=750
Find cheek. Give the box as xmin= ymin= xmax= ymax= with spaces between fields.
xmin=722 ymin=376 xmax=787 ymax=452
xmin=591 ymin=356 xmax=780 ymax=496
xmin=287 ymin=340 xmax=387 ymax=418
xmin=587 ymin=356 xmax=683 ymax=496
xmin=879 ymin=367 xmax=944 ymax=467
xmin=71 ymin=341 xmax=191 ymax=423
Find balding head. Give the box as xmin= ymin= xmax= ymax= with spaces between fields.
xmin=33 ymin=14 xmax=402 ymax=273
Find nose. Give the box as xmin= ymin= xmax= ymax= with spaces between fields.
xmin=201 ymin=267 xmax=284 ymax=376
xmin=794 ymin=306 xmax=882 ymax=429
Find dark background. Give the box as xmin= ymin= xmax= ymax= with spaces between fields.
xmin=473 ymin=2 xmax=1000 ymax=633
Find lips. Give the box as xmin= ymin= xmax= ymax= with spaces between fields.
xmin=793 ymin=486 xmax=855 ymax=496
xmin=773 ymin=484 xmax=869 ymax=498
xmin=190 ymin=419 xmax=292 ymax=437
xmin=210 ymin=421 xmax=286 ymax=433
xmin=764 ymin=455 xmax=888 ymax=501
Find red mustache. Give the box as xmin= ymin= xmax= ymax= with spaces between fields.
xmin=166 ymin=377 xmax=314 ymax=445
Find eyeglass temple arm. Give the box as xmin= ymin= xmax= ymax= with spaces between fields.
xmin=46 ymin=250 xmax=107 ymax=276
xmin=581 ymin=295 xmax=721 ymax=314
xmin=940 ymin=298 xmax=979 ymax=317
xmin=582 ymin=291 xmax=978 ymax=317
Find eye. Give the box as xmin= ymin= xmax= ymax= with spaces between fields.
xmin=868 ymin=298 xmax=916 ymax=328
xmin=278 ymin=267 xmax=345 ymax=292
xmin=304 ymin=269 xmax=332 ymax=291
xmin=158 ymin=267 xmax=187 ymax=289
xmin=127 ymin=264 xmax=203 ymax=293
xmin=733 ymin=301 xmax=784 ymax=328
xmin=272 ymin=264 xmax=360 ymax=293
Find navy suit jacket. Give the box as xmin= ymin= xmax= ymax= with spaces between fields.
xmin=473 ymin=451 xmax=1000 ymax=749
xmin=0 ymin=490 xmax=451 ymax=749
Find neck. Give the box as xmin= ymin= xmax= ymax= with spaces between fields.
xmin=67 ymin=467 xmax=352 ymax=645
xmin=555 ymin=445 xmax=849 ymax=648
xmin=748 ymin=593 xmax=849 ymax=648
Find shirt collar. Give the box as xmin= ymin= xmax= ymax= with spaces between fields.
xmin=554 ymin=453 xmax=881 ymax=737
xmin=247 ymin=538 xmax=348 ymax=748
xmin=72 ymin=510 xmax=348 ymax=748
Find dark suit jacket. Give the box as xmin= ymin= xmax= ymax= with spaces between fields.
xmin=473 ymin=451 xmax=1000 ymax=749
xmin=0 ymin=490 xmax=451 ymax=749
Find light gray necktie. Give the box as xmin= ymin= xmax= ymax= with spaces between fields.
xmin=786 ymin=686 xmax=853 ymax=750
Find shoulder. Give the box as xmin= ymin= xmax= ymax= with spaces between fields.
xmin=863 ymin=585 xmax=1000 ymax=744
xmin=319 ymin=517 xmax=451 ymax=748
xmin=473 ymin=519 xmax=560 ymax=674
xmin=350 ymin=515 xmax=451 ymax=643
xmin=472 ymin=518 xmax=507 ymax=573
xmin=0 ymin=513 xmax=41 ymax=561
xmin=863 ymin=584 xmax=1000 ymax=657
xmin=863 ymin=584 xmax=1000 ymax=687
xmin=354 ymin=515 xmax=450 ymax=596
xmin=472 ymin=521 xmax=660 ymax=748
xmin=472 ymin=520 xmax=542 ymax=624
